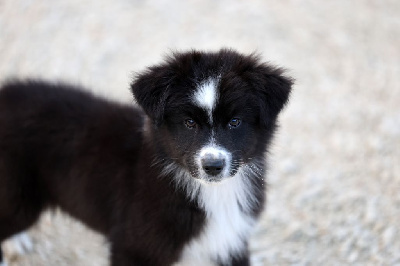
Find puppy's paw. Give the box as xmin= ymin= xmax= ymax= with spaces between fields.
xmin=4 ymin=232 xmax=33 ymax=256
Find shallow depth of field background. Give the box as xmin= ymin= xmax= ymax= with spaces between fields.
xmin=1 ymin=1 xmax=399 ymax=265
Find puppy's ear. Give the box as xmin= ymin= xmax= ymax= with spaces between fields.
xmin=250 ymin=64 xmax=293 ymax=127
xmin=130 ymin=65 xmax=174 ymax=126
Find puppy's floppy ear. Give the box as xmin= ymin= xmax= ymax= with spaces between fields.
xmin=250 ymin=63 xmax=294 ymax=127
xmin=130 ymin=65 xmax=174 ymax=126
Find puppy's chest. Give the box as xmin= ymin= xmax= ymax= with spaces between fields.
xmin=176 ymin=186 xmax=256 ymax=265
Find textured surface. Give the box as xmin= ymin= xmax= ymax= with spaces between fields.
xmin=1 ymin=0 xmax=399 ymax=265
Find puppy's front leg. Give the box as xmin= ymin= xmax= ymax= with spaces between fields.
xmin=218 ymin=257 xmax=250 ymax=266
xmin=218 ymin=248 xmax=250 ymax=266
xmin=230 ymin=255 xmax=250 ymax=266
xmin=110 ymin=245 xmax=166 ymax=266
xmin=110 ymin=248 xmax=146 ymax=266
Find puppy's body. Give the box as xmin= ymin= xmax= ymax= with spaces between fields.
xmin=0 ymin=50 xmax=292 ymax=265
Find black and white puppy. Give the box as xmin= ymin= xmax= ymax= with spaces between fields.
xmin=0 ymin=49 xmax=293 ymax=266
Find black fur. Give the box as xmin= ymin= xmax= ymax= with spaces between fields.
xmin=0 ymin=49 xmax=292 ymax=265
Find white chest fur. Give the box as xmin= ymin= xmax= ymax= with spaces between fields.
xmin=175 ymin=172 xmax=257 ymax=266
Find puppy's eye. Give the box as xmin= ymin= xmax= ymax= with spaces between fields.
xmin=229 ymin=118 xmax=241 ymax=128
xmin=185 ymin=119 xmax=197 ymax=129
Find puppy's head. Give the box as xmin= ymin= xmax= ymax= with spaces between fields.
xmin=131 ymin=49 xmax=293 ymax=184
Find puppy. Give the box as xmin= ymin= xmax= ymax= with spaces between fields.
xmin=0 ymin=49 xmax=292 ymax=266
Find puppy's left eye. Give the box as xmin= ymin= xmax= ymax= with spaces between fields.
xmin=229 ymin=118 xmax=241 ymax=128
xmin=185 ymin=119 xmax=197 ymax=129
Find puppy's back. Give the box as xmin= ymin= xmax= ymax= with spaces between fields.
xmin=0 ymin=80 xmax=144 ymax=237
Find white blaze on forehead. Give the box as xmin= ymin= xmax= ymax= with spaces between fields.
xmin=192 ymin=78 xmax=219 ymax=123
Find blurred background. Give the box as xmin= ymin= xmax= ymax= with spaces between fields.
xmin=1 ymin=0 xmax=399 ymax=265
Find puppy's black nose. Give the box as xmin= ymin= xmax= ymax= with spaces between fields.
xmin=201 ymin=157 xmax=225 ymax=176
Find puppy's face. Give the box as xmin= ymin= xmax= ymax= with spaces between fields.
xmin=132 ymin=50 xmax=292 ymax=184
xmin=159 ymin=76 xmax=260 ymax=184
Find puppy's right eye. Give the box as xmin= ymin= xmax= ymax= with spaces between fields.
xmin=185 ymin=119 xmax=197 ymax=129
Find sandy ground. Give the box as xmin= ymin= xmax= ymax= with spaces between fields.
xmin=0 ymin=0 xmax=399 ymax=265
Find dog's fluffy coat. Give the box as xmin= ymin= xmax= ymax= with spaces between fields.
xmin=0 ymin=49 xmax=292 ymax=266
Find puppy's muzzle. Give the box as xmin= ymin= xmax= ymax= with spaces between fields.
xmin=198 ymin=147 xmax=230 ymax=180
xmin=201 ymin=155 xmax=226 ymax=176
